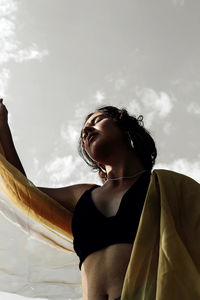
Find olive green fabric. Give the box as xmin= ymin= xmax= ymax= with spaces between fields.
xmin=121 ymin=169 xmax=200 ymax=300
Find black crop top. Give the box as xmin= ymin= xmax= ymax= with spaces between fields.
xmin=72 ymin=171 xmax=151 ymax=270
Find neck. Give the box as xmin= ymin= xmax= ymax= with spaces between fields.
xmin=106 ymin=169 xmax=146 ymax=181
xmin=102 ymin=153 xmax=145 ymax=188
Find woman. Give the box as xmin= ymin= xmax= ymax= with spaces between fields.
xmin=1 ymin=99 xmax=200 ymax=300
xmin=72 ymin=106 xmax=157 ymax=300
xmin=0 ymin=100 xmax=157 ymax=300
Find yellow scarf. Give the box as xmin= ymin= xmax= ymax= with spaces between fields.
xmin=0 ymin=144 xmax=199 ymax=299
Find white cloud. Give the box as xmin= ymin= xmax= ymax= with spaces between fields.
xmin=143 ymin=111 xmax=156 ymax=129
xmin=186 ymin=102 xmax=200 ymax=115
xmin=137 ymin=88 xmax=174 ymax=118
xmin=0 ymin=0 xmax=48 ymax=96
xmin=132 ymin=87 xmax=176 ymax=127
xmin=45 ymin=155 xmax=80 ymax=184
xmin=154 ymin=158 xmax=200 ymax=183
xmin=35 ymin=152 xmax=101 ymax=187
xmin=61 ymin=123 xmax=80 ymax=145
xmin=95 ymin=90 xmax=105 ymax=104
xmin=127 ymin=100 xmax=142 ymax=116
xmin=13 ymin=43 xmax=48 ymax=63
xmin=0 ymin=2 xmax=48 ymax=64
xmin=0 ymin=0 xmax=17 ymax=17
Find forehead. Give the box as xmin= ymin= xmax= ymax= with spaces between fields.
xmin=83 ymin=111 xmax=104 ymax=127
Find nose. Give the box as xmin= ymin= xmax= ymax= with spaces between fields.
xmin=82 ymin=126 xmax=95 ymax=140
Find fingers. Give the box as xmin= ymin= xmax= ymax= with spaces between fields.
xmin=0 ymin=98 xmax=6 ymax=107
xmin=0 ymin=98 xmax=5 ymax=106
xmin=0 ymin=98 xmax=7 ymax=112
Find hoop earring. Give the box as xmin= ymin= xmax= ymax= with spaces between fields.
xmin=98 ymin=164 xmax=107 ymax=174
xmin=128 ymin=132 xmax=135 ymax=149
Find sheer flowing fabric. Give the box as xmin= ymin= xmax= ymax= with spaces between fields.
xmin=0 ymin=144 xmax=81 ymax=299
xmin=0 ymin=143 xmax=200 ymax=299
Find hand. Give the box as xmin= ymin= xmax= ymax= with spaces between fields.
xmin=0 ymin=98 xmax=8 ymax=130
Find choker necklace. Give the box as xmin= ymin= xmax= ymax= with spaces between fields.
xmin=105 ymin=169 xmax=147 ymax=181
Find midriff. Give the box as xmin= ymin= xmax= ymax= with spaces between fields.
xmin=81 ymin=243 xmax=133 ymax=300
xmin=75 ymin=172 xmax=149 ymax=299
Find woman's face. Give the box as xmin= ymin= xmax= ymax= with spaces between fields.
xmin=81 ymin=111 xmax=127 ymax=164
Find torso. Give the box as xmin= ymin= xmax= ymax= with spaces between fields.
xmin=76 ymin=177 xmax=142 ymax=300
xmin=81 ymin=243 xmax=133 ymax=300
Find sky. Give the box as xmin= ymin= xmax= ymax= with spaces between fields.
xmin=0 ymin=0 xmax=200 ymax=299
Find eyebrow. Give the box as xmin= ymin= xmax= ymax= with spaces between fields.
xmin=81 ymin=114 xmax=104 ymax=137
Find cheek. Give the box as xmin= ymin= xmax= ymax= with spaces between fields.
xmin=82 ymin=145 xmax=96 ymax=162
xmin=81 ymin=142 xmax=88 ymax=156
xmin=101 ymin=123 xmax=123 ymax=141
xmin=81 ymin=139 xmax=92 ymax=156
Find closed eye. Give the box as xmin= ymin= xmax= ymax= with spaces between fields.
xmin=81 ymin=115 xmax=107 ymax=140
xmin=94 ymin=116 xmax=101 ymax=123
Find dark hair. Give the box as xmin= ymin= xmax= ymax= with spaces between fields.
xmin=78 ymin=105 xmax=157 ymax=183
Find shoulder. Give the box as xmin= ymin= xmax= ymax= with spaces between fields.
xmin=73 ymin=183 xmax=100 ymax=207
xmin=38 ymin=183 xmax=100 ymax=213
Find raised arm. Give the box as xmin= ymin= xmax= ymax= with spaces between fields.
xmin=0 ymin=99 xmax=98 ymax=213
xmin=37 ymin=183 xmax=96 ymax=212
xmin=0 ymin=99 xmax=26 ymax=177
